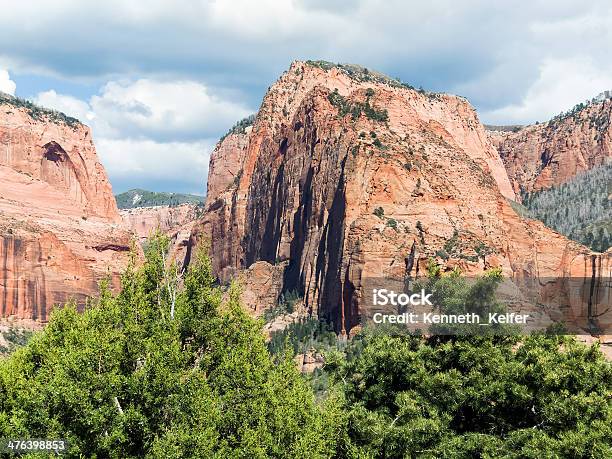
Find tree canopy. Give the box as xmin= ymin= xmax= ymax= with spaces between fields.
xmin=327 ymin=332 xmax=611 ymax=458
xmin=0 ymin=236 xmax=340 ymax=458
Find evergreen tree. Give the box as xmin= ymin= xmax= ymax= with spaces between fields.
xmin=0 ymin=235 xmax=339 ymax=458
xmin=326 ymin=266 xmax=612 ymax=458
xmin=1 ymin=236 xmax=610 ymax=458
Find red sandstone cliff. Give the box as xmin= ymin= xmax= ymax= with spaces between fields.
xmin=121 ymin=203 xmax=201 ymax=268
xmin=0 ymin=93 xmax=133 ymax=321
xmin=489 ymin=94 xmax=612 ymax=194
xmin=192 ymin=62 xmax=611 ymax=335
xmin=206 ymin=130 xmax=251 ymax=204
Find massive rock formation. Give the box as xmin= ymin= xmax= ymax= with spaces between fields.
xmin=120 ymin=203 xmax=202 ymax=268
xmin=489 ymin=92 xmax=612 ymax=194
xmin=192 ymin=62 xmax=611 ymax=335
xmin=0 ymin=93 xmax=133 ymax=321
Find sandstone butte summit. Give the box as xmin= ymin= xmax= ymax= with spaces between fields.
xmin=0 ymin=61 xmax=610 ymax=334
xmin=0 ymin=92 xmax=132 ymax=321
xmin=190 ymin=60 xmax=611 ymax=336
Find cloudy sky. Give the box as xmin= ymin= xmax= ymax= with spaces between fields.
xmin=1 ymin=0 xmax=611 ymax=194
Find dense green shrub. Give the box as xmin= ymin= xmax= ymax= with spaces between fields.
xmin=0 ymin=329 xmax=33 ymax=355
xmin=1 ymin=237 xmax=610 ymax=458
xmin=0 ymin=236 xmax=339 ymax=458
xmin=327 ymin=331 xmax=611 ymax=458
xmin=323 ymin=265 xmax=612 ymax=458
xmin=327 ymin=88 xmax=388 ymax=122
xmin=268 ymin=317 xmax=337 ymax=356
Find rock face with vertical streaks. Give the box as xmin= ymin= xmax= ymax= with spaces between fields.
xmin=191 ymin=62 xmax=611 ymax=335
xmin=0 ymin=92 xmax=133 ymax=321
xmin=120 ymin=203 xmax=202 ymax=269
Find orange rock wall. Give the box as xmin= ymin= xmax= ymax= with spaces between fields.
xmin=193 ymin=62 xmax=611 ymax=334
xmin=0 ymin=97 xmax=133 ymax=320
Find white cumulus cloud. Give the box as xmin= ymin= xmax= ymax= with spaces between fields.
xmin=95 ymin=137 xmax=213 ymax=194
xmin=90 ymin=79 xmax=251 ymax=140
xmin=481 ymin=57 xmax=612 ymax=124
xmin=30 ymin=77 xmax=250 ymax=194
xmin=2 ymin=0 xmax=612 ymax=125
xmin=0 ymin=69 xmax=16 ymax=95
xmin=34 ymin=90 xmax=95 ymax=121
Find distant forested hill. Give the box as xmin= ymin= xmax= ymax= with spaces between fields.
xmin=115 ymin=189 xmax=204 ymax=209
xmin=521 ymin=163 xmax=611 ymax=252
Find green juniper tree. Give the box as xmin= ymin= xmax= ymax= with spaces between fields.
xmin=325 ymin=266 xmax=612 ymax=458
xmin=0 ymin=235 xmax=340 ymax=458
